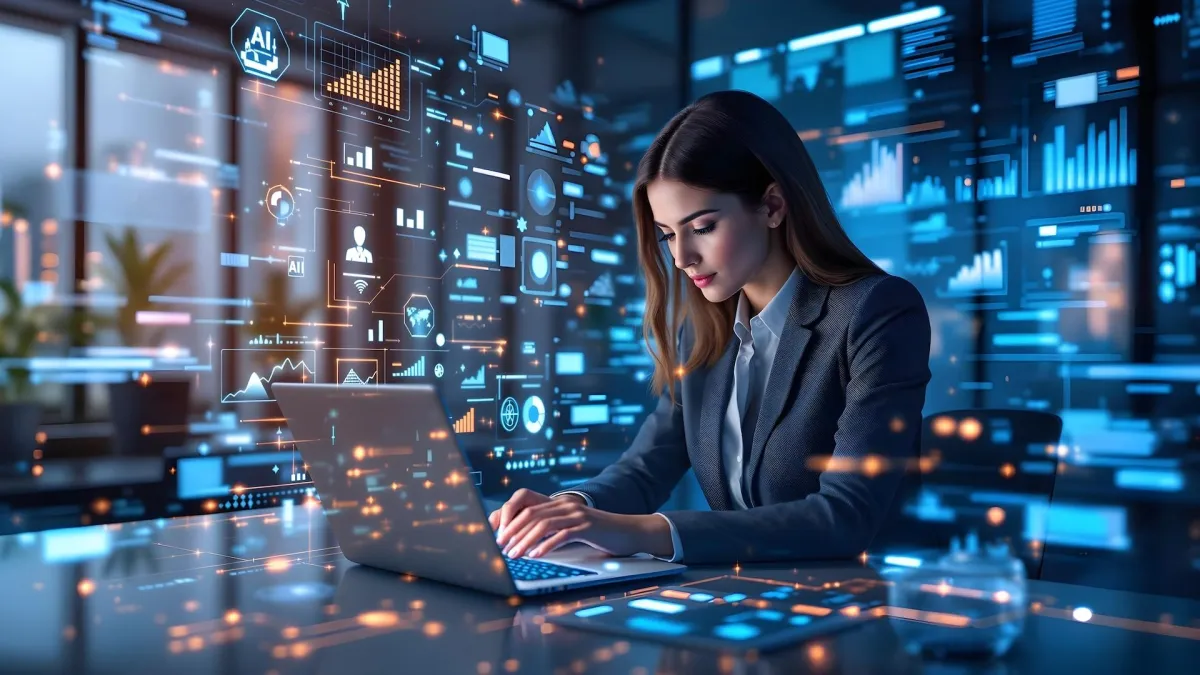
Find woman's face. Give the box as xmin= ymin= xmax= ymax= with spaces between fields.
xmin=646 ymin=179 xmax=777 ymax=303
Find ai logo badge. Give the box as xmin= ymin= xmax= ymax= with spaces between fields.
xmin=231 ymin=9 xmax=290 ymax=82
xmin=288 ymin=256 xmax=305 ymax=278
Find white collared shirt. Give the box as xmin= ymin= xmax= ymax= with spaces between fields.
xmin=722 ymin=266 xmax=799 ymax=509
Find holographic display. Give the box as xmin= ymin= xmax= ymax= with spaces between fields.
xmin=0 ymin=0 xmax=663 ymax=531
xmin=690 ymin=0 xmax=1199 ymax=593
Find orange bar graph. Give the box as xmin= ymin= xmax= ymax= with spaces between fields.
xmin=453 ymin=409 xmax=475 ymax=434
xmin=325 ymin=59 xmax=406 ymax=112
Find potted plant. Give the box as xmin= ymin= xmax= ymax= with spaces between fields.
xmin=100 ymin=228 xmax=194 ymax=456
xmin=242 ymin=266 xmax=321 ymax=343
xmin=0 ymin=279 xmax=45 ymax=462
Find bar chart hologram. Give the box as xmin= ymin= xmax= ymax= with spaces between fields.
xmin=939 ymin=242 xmax=1008 ymax=297
xmin=1037 ymin=106 xmax=1136 ymax=195
xmin=957 ymin=157 xmax=1020 ymax=201
xmin=367 ymin=319 xmax=385 ymax=342
xmin=906 ymin=175 xmax=949 ymax=207
xmin=316 ymin=23 xmax=411 ymax=124
xmin=397 ymin=355 xmax=426 ymax=378
xmin=454 ymin=408 xmax=476 ymax=434
xmin=344 ymin=143 xmax=373 ymax=170
xmin=840 ymin=140 xmax=904 ymax=209
xmin=396 ymin=208 xmax=426 ymax=230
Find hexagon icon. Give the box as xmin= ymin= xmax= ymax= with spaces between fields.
xmin=404 ymin=294 xmax=434 ymax=338
xmin=231 ymin=9 xmax=289 ymax=82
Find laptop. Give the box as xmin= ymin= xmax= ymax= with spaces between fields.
xmin=272 ymin=383 xmax=685 ymax=595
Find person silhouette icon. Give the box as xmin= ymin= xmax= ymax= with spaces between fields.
xmin=345 ymin=225 xmax=373 ymax=263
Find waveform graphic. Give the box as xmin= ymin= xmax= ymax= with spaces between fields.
xmin=462 ymin=365 xmax=486 ymax=389
xmin=248 ymin=334 xmax=305 ymax=346
xmin=840 ymin=140 xmax=904 ymax=209
xmin=222 ymin=357 xmax=315 ymax=403
xmin=454 ymin=408 xmax=476 ymax=434
xmin=941 ymin=244 xmax=1007 ymax=296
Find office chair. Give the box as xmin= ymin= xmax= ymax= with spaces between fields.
xmin=888 ymin=409 xmax=1063 ymax=578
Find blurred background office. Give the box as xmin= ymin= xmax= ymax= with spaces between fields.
xmin=0 ymin=0 xmax=1197 ymax=599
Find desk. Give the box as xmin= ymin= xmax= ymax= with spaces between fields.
xmin=0 ymin=507 xmax=1197 ymax=674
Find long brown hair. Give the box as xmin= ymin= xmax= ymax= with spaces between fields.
xmin=634 ymin=90 xmax=882 ymax=400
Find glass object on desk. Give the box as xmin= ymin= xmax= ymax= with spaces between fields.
xmin=883 ymin=531 xmax=1027 ymax=660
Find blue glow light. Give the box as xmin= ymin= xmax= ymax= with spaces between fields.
xmin=575 ymin=605 xmax=615 ymax=618
xmin=714 ymin=623 xmax=761 ymax=640
xmin=629 ymin=598 xmax=686 ymax=614
xmin=883 ymin=554 xmax=924 ymax=568
xmin=626 ymin=616 xmax=691 ymax=635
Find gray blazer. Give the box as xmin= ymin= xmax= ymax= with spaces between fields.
xmin=570 ymin=273 xmax=931 ymax=564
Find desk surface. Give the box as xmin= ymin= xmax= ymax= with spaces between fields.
xmin=1 ymin=507 xmax=1198 ymax=675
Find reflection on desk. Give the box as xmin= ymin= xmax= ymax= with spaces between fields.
xmin=0 ymin=456 xmax=164 ymax=496
xmin=0 ymin=506 xmax=1198 ymax=674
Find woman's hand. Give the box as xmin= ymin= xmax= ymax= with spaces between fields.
xmin=487 ymin=488 xmax=565 ymax=538
xmin=487 ymin=489 xmax=657 ymax=559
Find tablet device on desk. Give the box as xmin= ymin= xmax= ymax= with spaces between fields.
xmin=546 ymin=575 xmax=885 ymax=652
xmin=272 ymin=383 xmax=685 ymax=596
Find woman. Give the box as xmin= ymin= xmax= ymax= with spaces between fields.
xmin=489 ymin=90 xmax=931 ymax=565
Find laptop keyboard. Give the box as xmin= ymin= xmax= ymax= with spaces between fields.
xmin=503 ymin=554 xmax=598 ymax=582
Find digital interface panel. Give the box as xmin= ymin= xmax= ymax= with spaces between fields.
xmin=0 ymin=0 xmax=670 ymax=528
xmin=691 ymin=0 xmax=1200 ymax=585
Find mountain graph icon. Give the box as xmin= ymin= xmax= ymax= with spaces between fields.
xmin=529 ymin=122 xmax=557 ymax=152
xmin=223 ymin=357 xmax=315 ymax=403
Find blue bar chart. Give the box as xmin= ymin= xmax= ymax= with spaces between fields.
xmin=905 ymin=175 xmax=948 ymax=207
xmin=397 ymin=355 xmax=426 ymax=378
xmin=1038 ymin=107 xmax=1136 ymax=195
xmin=839 ymin=140 xmax=905 ymax=209
xmin=957 ymin=159 xmax=1019 ymax=201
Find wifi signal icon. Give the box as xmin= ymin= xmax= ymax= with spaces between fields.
xmin=354 ymin=279 xmax=369 ymax=294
